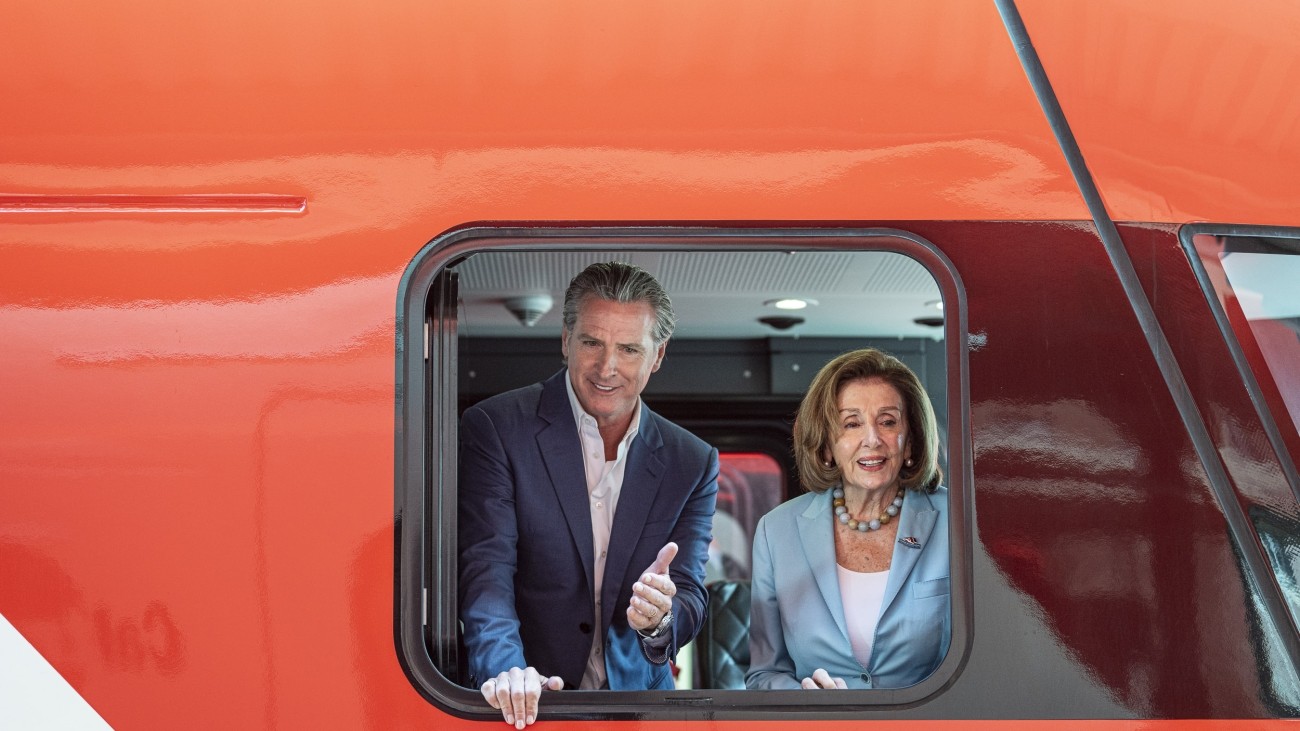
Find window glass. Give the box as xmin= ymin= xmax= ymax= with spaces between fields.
xmin=1193 ymin=233 xmax=1300 ymax=461
xmin=1256 ymin=510 xmax=1300 ymax=635
xmin=1219 ymin=250 xmax=1300 ymax=435
xmin=1189 ymin=230 xmax=1300 ymax=642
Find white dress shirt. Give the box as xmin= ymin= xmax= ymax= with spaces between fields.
xmin=566 ymin=376 xmax=641 ymax=690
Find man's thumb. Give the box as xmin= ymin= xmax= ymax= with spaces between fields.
xmin=648 ymin=542 xmax=678 ymax=575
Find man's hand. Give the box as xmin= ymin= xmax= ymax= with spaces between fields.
xmin=480 ymin=667 xmax=564 ymax=728
xmin=800 ymin=668 xmax=848 ymax=689
xmin=627 ymin=542 xmax=677 ymax=633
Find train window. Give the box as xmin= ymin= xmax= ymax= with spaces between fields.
xmin=1188 ymin=231 xmax=1300 ymax=474
xmin=1186 ymin=228 xmax=1300 ymax=631
xmin=395 ymin=227 xmax=971 ymax=719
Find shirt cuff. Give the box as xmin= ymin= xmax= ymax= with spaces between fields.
xmin=638 ymin=625 xmax=673 ymax=663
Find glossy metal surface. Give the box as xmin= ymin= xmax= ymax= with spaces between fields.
xmin=3 ymin=0 xmax=1298 ymax=727
xmin=1018 ymin=0 xmax=1300 ymax=225
xmin=897 ymin=221 xmax=1298 ymax=718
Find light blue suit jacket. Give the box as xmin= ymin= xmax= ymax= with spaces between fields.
xmin=746 ymin=486 xmax=950 ymax=689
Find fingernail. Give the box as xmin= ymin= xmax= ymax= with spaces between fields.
xmin=633 ymin=582 xmax=643 ymax=592
xmin=527 ymin=716 xmax=535 ymax=725
xmin=643 ymin=574 xmax=652 ymax=583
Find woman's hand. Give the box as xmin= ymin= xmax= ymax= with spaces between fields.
xmin=800 ymin=668 xmax=847 ymax=689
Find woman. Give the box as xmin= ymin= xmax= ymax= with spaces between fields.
xmin=746 ymin=348 xmax=948 ymax=690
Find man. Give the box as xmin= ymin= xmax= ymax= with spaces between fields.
xmin=458 ymin=261 xmax=719 ymax=728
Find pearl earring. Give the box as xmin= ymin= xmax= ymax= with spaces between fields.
xmin=905 ymin=458 xmax=914 ymax=467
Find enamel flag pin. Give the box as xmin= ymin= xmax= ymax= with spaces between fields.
xmin=899 ymin=536 xmax=922 ymax=549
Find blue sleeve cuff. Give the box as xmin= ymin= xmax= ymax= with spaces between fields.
xmin=638 ymin=625 xmax=673 ymax=664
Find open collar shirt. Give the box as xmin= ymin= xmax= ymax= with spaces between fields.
xmin=566 ymin=375 xmax=641 ymax=690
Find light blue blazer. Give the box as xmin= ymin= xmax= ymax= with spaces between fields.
xmin=746 ymin=486 xmax=950 ymax=690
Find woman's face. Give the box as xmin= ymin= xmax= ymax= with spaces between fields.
xmin=829 ymin=377 xmax=912 ymax=495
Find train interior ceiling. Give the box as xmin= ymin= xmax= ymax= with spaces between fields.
xmin=446 ymin=248 xmax=949 ymax=689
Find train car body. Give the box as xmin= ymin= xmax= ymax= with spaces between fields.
xmin=3 ymin=0 xmax=1300 ymax=728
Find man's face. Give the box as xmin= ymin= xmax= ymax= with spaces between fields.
xmin=562 ymin=297 xmax=666 ymax=431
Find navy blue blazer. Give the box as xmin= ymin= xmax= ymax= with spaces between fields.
xmin=458 ymin=369 xmax=719 ymax=690
xmin=747 ymin=486 xmax=950 ymax=689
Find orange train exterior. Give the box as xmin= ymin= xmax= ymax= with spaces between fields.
xmin=3 ymin=1 xmax=1300 ymax=729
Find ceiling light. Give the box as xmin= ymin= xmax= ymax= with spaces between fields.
xmin=504 ymin=294 xmax=553 ymax=327
xmin=764 ymin=298 xmax=816 ymax=310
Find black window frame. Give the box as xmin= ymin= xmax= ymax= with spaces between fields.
xmin=395 ymin=225 xmax=972 ymax=720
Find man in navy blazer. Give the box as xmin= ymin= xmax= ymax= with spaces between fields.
xmin=458 ymin=262 xmax=718 ymax=728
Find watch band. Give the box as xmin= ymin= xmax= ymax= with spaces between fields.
xmin=639 ymin=609 xmax=673 ymax=639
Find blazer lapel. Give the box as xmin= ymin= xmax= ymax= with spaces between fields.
xmin=535 ymin=372 xmax=595 ymax=593
xmin=797 ymin=491 xmax=851 ymax=645
xmin=879 ymin=490 xmax=939 ymax=616
xmin=601 ymin=404 xmax=664 ymax=630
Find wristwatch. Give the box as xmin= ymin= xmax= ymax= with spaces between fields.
xmin=638 ymin=609 xmax=673 ymax=639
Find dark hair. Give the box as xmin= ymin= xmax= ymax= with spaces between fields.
xmin=793 ymin=348 xmax=942 ymax=493
xmin=561 ymin=262 xmax=676 ymax=344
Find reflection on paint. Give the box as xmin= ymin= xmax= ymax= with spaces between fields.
xmin=974 ymin=398 xmax=1146 ymax=486
xmin=0 ymin=275 xmax=396 ymax=364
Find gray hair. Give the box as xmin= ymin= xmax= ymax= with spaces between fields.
xmin=561 ymin=262 xmax=676 ymax=345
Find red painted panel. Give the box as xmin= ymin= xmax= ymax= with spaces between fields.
xmin=1 ymin=2 xmax=1083 ymax=223
xmin=1 ymin=3 xmax=1089 ymax=719
xmin=2 ymin=0 xmax=1298 ymax=726
xmin=1018 ymin=0 xmax=1300 ymax=226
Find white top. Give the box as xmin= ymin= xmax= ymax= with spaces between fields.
xmin=566 ymin=375 xmax=641 ymax=690
xmin=836 ymin=565 xmax=890 ymax=669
